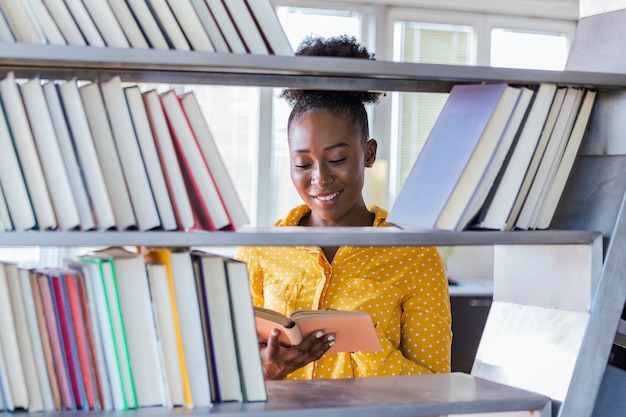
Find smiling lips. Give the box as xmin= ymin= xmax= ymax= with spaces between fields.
xmin=311 ymin=190 xmax=343 ymax=204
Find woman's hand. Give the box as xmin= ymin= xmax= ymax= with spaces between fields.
xmin=260 ymin=328 xmax=335 ymax=380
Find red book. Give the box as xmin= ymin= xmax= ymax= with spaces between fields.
xmin=37 ymin=272 xmax=74 ymax=410
xmin=159 ymin=90 xmax=231 ymax=231
xmin=65 ymin=272 xmax=97 ymax=409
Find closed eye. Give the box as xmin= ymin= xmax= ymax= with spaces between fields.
xmin=329 ymin=157 xmax=346 ymax=164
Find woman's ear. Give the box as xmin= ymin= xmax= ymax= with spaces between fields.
xmin=365 ymin=138 xmax=377 ymax=167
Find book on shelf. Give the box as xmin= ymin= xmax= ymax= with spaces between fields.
xmin=254 ymin=307 xmax=381 ymax=354
xmin=205 ymin=0 xmax=246 ymax=54
xmin=143 ymin=248 xmax=193 ymax=407
xmin=21 ymin=77 xmax=82 ymax=231
xmin=222 ymin=0 xmax=268 ymax=55
xmin=2 ymin=262 xmax=44 ymax=412
xmin=0 ymin=0 xmax=44 ymax=44
xmin=160 ymin=89 xmax=231 ymax=231
xmin=23 ymin=0 xmax=66 ymax=45
xmin=145 ymin=0 xmax=190 ymax=51
xmin=81 ymin=0 xmax=130 ymax=49
xmin=224 ymin=258 xmax=267 ymax=402
xmin=28 ymin=270 xmax=63 ymax=411
xmin=100 ymin=76 xmax=161 ymax=232
xmin=0 ymin=325 xmax=13 ymax=412
xmin=436 ymin=85 xmax=532 ymax=231
xmin=191 ymin=251 xmax=242 ymax=403
xmin=41 ymin=0 xmax=85 ymax=46
xmin=180 ymin=92 xmax=250 ymax=230
xmin=144 ymin=261 xmax=185 ymax=408
xmin=0 ymin=91 xmax=36 ymax=231
xmin=58 ymin=79 xmax=117 ymax=231
xmin=245 ymin=0 xmax=293 ymax=56
xmin=189 ymin=0 xmax=229 ymax=53
xmin=474 ymin=83 xmax=558 ymax=231
xmin=125 ymin=0 xmax=169 ymax=49
xmin=79 ymin=81 xmax=137 ymax=230
xmin=124 ymin=85 xmax=178 ymax=231
xmin=106 ymin=0 xmax=150 ymax=49
xmin=0 ymin=72 xmax=57 ymax=230
xmin=165 ymin=0 xmax=214 ymax=52
xmin=142 ymin=89 xmax=196 ymax=231
xmin=43 ymin=81 xmax=96 ymax=231
xmin=516 ymin=86 xmax=585 ymax=230
xmin=387 ymin=83 xmax=522 ymax=231
xmin=0 ymin=5 xmax=15 ymax=42
xmin=534 ymin=89 xmax=597 ymax=229
xmin=0 ymin=186 xmax=11 ymax=232
xmin=63 ymin=0 xmax=105 ymax=47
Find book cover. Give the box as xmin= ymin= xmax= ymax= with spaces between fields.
xmin=254 ymin=307 xmax=381 ymax=354
xmin=23 ymin=0 xmax=66 ymax=45
xmin=82 ymin=0 xmax=130 ymax=48
xmin=63 ymin=0 xmax=105 ymax=47
xmin=21 ymin=77 xmax=81 ymax=231
xmin=145 ymin=0 xmax=190 ymax=50
xmin=0 ymin=336 xmax=12 ymax=411
xmin=125 ymin=0 xmax=169 ymax=49
xmin=0 ymin=0 xmax=43 ymax=43
xmin=160 ymin=90 xmax=231 ymax=231
xmin=100 ymin=76 xmax=161 ymax=232
xmin=106 ymin=0 xmax=149 ymax=49
xmin=41 ymin=0 xmax=86 ymax=46
xmin=189 ymin=0 xmax=228 ymax=53
xmin=222 ymin=0 xmax=268 ymax=54
xmin=205 ymin=0 xmax=245 ymax=53
xmin=165 ymin=0 xmax=214 ymax=52
xmin=245 ymin=0 xmax=293 ymax=56
xmin=0 ymin=4 xmax=14 ymax=42
xmin=124 ymin=85 xmax=177 ymax=231
xmin=192 ymin=251 xmax=242 ymax=402
xmin=224 ymin=259 xmax=267 ymax=402
xmin=388 ymin=83 xmax=520 ymax=230
xmin=0 ymin=185 xmax=10 ymax=231
xmin=79 ymin=81 xmax=137 ymax=231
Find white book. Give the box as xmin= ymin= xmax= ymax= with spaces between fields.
xmin=23 ymin=0 xmax=65 ymax=45
xmin=124 ymin=85 xmax=177 ymax=231
xmin=18 ymin=267 xmax=56 ymax=411
xmin=0 ymin=96 xmax=35 ymax=231
xmin=0 ymin=185 xmax=12 ymax=231
xmin=0 ymin=334 xmax=12 ymax=411
xmin=0 ymin=0 xmax=44 ymax=43
xmin=160 ymin=90 xmax=231 ymax=231
xmin=535 ymin=90 xmax=597 ymax=229
xmin=517 ymin=87 xmax=584 ymax=229
xmin=180 ymin=92 xmax=249 ymax=229
xmin=42 ymin=0 xmax=86 ymax=46
xmin=125 ymin=0 xmax=168 ymax=50
xmin=189 ymin=0 xmax=228 ymax=53
xmin=143 ymin=89 xmax=195 ymax=231
xmin=224 ymin=258 xmax=266 ymax=402
xmin=81 ymin=0 xmax=129 ymax=48
xmin=63 ymin=259 xmax=113 ymax=411
xmin=4 ymin=263 xmax=44 ymax=412
xmin=76 ymin=256 xmax=125 ymax=411
xmin=97 ymin=248 xmax=166 ymax=408
xmin=222 ymin=0 xmax=268 ymax=54
xmin=0 ymin=72 xmax=56 ymax=230
xmin=205 ymin=0 xmax=245 ymax=53
xmin=477 ymin=83 xmax=558 ymax=230
xmin=0 ymin=264 xmax=28 ymax=410
xmin=79 ymin=82 xmax=137 ymax=230
xmin=99 ymin=77 xmax=160 ymax=231
xmin=169 ymin=249 xmax=212 ymax=407
xmin=64 ymin=0 xmax=105 ymax=47
xmin=21 ymin=77 xmax=81 ymax=231
xmin=42 ymin=81 xmax=95 ymax=231
xmin=193 ymin=251 xmax=242 ymax=402
xmin=245 ymin=0 xmax=293 ymax=56
xmin=106 ymin=0 xmax=148 ymax=48
xmin=165 ymin=0 xmax=214 ymax=52
xmin=146 ymin=0 xmax=190 ymax=51
xmin=145 ymin=261 xmax=185 ymax=407
xmin=0 ymin=6 xmax=15 ymax=42
xmin=58 ymin=79 xmax=116 ymax=230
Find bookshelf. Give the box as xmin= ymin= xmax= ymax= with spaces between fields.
xmin=0 ymin=7 xmax=624 ymax=417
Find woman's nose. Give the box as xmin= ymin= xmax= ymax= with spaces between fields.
xmin=311 ymin=164 xmax=333 ymax=187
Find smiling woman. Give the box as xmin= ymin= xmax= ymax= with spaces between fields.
xmin=235 ymin=35 xmax=452 ymax=382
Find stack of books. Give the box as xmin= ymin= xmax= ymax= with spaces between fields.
xmin=0 ymin=0 xmax=293 ymax=55
xmin=0 ymin=72 xmax=249 ymax=233
xmin=0 ymin=247 xmax=266 ymax=412
xmin=388 ymin=82 xmax=597 ymax=232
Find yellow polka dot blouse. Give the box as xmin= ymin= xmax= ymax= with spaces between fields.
xmin=235 ymin=205 xmax=452 ymax=380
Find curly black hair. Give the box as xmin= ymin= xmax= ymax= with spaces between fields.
xmin=282 ymin=35 xmax=382 ymax=143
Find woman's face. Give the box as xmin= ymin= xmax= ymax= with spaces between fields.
xmin=288 ymin=109 xmax=376 ymax=227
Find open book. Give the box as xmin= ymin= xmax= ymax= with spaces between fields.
xmin=254 ymin=307 xmax=381 ymax=353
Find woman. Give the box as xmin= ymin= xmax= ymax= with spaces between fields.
xmin=236 ymin=35 xmax=451 ymax=381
